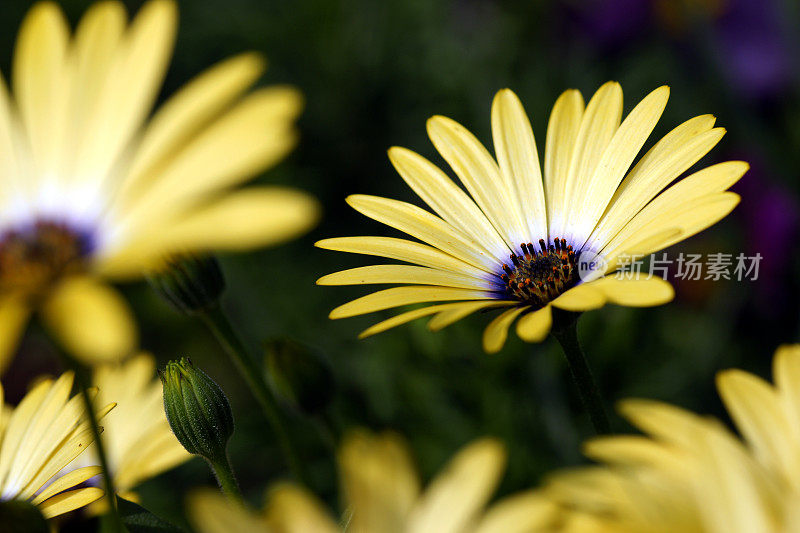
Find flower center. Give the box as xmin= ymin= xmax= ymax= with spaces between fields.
xmin=0 ymin=220 xmax=94 ymax=296
xmin=499 ymin=237 xmax=579 ymax=307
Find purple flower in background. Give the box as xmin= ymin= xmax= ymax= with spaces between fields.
xmin=716 ymin=0 xmax=793 ymax=98
xmin=734 ymin=156 xmax=799 ymax=307
xmin=569 ymin=0 xmax=652 ymax=48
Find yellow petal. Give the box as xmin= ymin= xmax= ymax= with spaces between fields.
xmin=586 ymin=115 xmax=722 ymax=250
xmin=119 ymin=86 xmax=303 ymax=225
xmin=32 ymin=466 xmax=102 ymax=506
xmin=600 ymin=160 xmax=746 ymax=257
xmin=0 ymin=378 xmax=53 ymax=489
xmin=583 ymin=435 xmax=681 ymax=469
xmin=360 ymin=301 xmax=513 ymax=339
xmin=483 ymin=307 xmax=527 ymax=354
xmin=388 ymin=146 xmax=509 ymax=255
xmin=38 ymin=487 xmax=105 ymax=519
xmin=601 ymin=192 xmax=740 ymax=263
xmin=108 ymin=187 xmax=319 ymax=275
xmin=774 ymin=345 xmax=800 ymax=438
xmin=587 ymin=276 xmax=674 ymax=307
xmin=124 ymin=52 xmax=267 ymax=194
xmin=318 ymin=264 xmax=491 ymax=290
xmin=315 ymin=237 xmax=486 ymax=277
xmin=491 ymin=89 xmax=547 ymax=240
xmin=11 ymin=373 xmax=84 ymax=498
xmin=0 ymin=294 xmax=30 ymax=375
xmin=330 ymin=286 xmax=491 ymax=319
xmin=544 ymin=89 xmax=584 ymax=237
xmin=557 ymin=81 xmax=622 ymax=241
xmin=359 ymin=304 xmax=459 ymax=339
xmin=40 ymin=277 xmax=137 ymax=364
xmin=686 ymin=422 xmax=775 ymax=533
xmin=115 ymin=430 xmax=190 ymax=489
xmin=339 ymin=430 xmax=420 ymax=532
xmin=407 ymin=439 xmax=506 ymax=533
xmin=265 ymin=484 xmax=340 ymax=533
xmin=515 ymin=305 xmax=552 ymax=343
xmin=20 ymin=409 xmax=113 ymax=500
xmin=550 ymin=284 xmax=606 ymax=312
xmin=78 ymin=0 xmax=177 ymax=182
xmin=67 ymin=1 xmax=126 ymax=183
xmin=716 ymin=369 xmax=795 ymax=477
xmin=427 ymin=300 xmax=515 ymax=332
xmin=572 ymin=86 xmax=669 ymax=247
xmin=617 ymin=399 xmax=715 ymax=449
xmin=427 ymin=115 xmax=526 ymax=248
xmin=188 ymin=489 xmax=268 ymax=533
xmin=13 ymin=1 xmax=70 ymax=178
xmin=473 ymin=491 xmax=557 ymax=533
xmin=346 ymin=194 xmax=499 ymax=272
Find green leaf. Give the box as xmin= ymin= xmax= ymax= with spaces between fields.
xmin=0 ymin=500 xmax=48 ymax=533
xmin=116 ymin=497 xmax=185 ymax=533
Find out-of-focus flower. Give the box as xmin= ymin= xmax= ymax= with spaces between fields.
xmin=734 ymin=160 xmax=799 ymax=307
xmin=0 ymin=372 xmax=114 ymax=519
xmin=188 ymin=430 xmax=557 ymax=533
xmin=544 ymin=345 xmax=800 ymax=532
xmin=715 ymin=0 xmax=792 ymax=99
xmin=318 ymin=84 xmax=746 ymax=352
xmin=568 ymin=0 xmax=653 ymax=49
xmin=67 ymin=353 xmax=191 ymax=510
xmin=654 ymin=0 xmax=793 ymax=99
xmin=0 ymin=0 xmax=319 ymax=372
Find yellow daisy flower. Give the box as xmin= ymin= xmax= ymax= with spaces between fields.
xmin=318 ymin=84 xmax=747 ymax=352
xmin=0 ymin=371 xmax=115 ymax=519
xmin=66 ymin=352 xmax=191 ymax=510
xmin=0 ymin=0 xmax=319 ymax=371
xmin=543 ymin=345 xmax=800 ymax=533
xmin=188 ymin=430 xmax=557 ymax=533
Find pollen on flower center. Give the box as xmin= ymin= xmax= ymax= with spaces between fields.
xmin=0 ymin=220 xmax=94 ymax=295
xmin=499 ymin=237 xmax=579 ymax=307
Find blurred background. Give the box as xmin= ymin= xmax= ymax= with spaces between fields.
xmin=2 ymin=0 xmax=800 ymax=528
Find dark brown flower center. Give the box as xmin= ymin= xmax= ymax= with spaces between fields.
xmin=0 ymin=220 xmax=93 ymax=296
xmin=500 ymin=237 xmax=579 ymax=307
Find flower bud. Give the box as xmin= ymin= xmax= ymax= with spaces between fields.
xmin=264 ymin=338 xmax=335 ymax=416
xmin=147 ymin=254 xmax=225 ymax=314
xmin=161 ymin=357 xmax=234 ymax=464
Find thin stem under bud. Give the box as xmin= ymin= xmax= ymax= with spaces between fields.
xmin=199 ymin=305 xmax=308 ymax=485
xmin=208 ymin=455 xmax=243 ymax=502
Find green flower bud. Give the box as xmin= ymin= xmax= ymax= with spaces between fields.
xmin=264 ymin=338 xmax=335 ymax=416
xmin=160 ymin=357 xmax=234 ymax=464
xmin=147 ymin=254 xmax=225 ymax=314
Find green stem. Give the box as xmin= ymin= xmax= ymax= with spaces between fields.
xmin=199 ymin=305 xmax=307 ymax=484
xmin=208 ymin=455 xmax=243 ymax=502
xmin=59 ymin=354 xmax=122 ymax=532
xmin=551 ymin=318 xmax=611 ymax=435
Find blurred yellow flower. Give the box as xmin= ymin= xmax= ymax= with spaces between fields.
xmin=66 ymin=353 xmax=191 ymax=510
xmin=318 ymin=84 xmax=746 ymax=352
xmin=544 ymin=345 xmax=800 ymax=533
xmin=0 ymin=371 xmax=114 ymax=518
xmin=188 ymin=430 xmax=556 ymax=533
xmin=0 ymin=0 xmax=319 ymax=371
